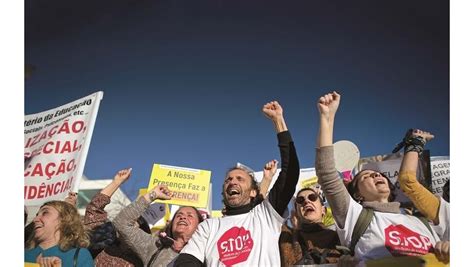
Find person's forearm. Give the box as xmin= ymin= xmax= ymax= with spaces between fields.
xmin=399 ymin=151 xmax=440 ymax=222
xmin=83 ymin=193 xmax=110 ymax=229
xmin=259 ymin=175 xmax=272 ymax=198
xmin=399 ymin=170 xmax=440 ymax=222
xmin=268 ymin=131 xmax=300 ymax=215
xmin=143 ymin=191 xmax=156 ymax=203
xmin=273 ymin=117 xmax=288 ymax=133
xmin=100 ymin=180 xmax=122 ymax=197
xmin=317 ymin=115 xmax=334 ymax=148
xmin=400 ymin=151 xmax=419 ymax=173
xmin=114 ymin=196 xmax=149 ymax=227
xmin=113 ymin=196 xmax=159 ymax=264
xmin=316 ymin=146 xmax=350 ymax=228
xmin=316 ymin=114 xmax=350 ymax=227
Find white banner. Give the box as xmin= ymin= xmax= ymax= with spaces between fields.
xmin=24 ymin=91 xmax=103 ymax=205
xmin=361 ymin=158 xmax=416 ymax=204
xmin=430 ymin=156 xmax=449 ymax=197
xmin=359 ymin=151 xmax=434 ymax=206
xmin=253 ymin=167 xmax=317 ymax=198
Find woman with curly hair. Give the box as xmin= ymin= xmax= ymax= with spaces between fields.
xmin=25 ymin=200 xmax=94 ymax=266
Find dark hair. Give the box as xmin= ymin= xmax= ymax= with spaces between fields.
xmin=88 ymin=221 xmax=118 ymax=258
xmin=293 ymin=187 xmax=324 ymax=210
xmin=442 ymin=179 xmax=450 ymax=203
xmin=137 ymin=216 xmax=151 ymax=235
xmin=159 ymin=206 xmax=203 ymax=247
xmin=347 ymin=170 xmax=397 ymax=202
xmin=24 ymin=206 xmax=28 ymax=225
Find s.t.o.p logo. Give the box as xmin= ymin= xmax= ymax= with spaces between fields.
xmin=385 ymin=224 xmax=433 ymax=256
xmin=217 ymin=227 xmax=254 ymax=266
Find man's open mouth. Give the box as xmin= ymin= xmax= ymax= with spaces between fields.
xmin=228 ymin=188 xmax=240 ymax=196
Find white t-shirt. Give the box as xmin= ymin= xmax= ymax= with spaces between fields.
xmin=337 ymin=198 xmax=440 ymax=260
xmin=181 ymin=199 xmax=285 ymax=266
xmin=432 ymin=197 xmax=450 ymax=241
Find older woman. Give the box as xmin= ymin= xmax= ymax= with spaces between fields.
xmin=25 ymin=200 xmax=94 ymax=266
xmin=113 ymin=184 xmax=203 ymax=267
xmin=314 ymin=91 xmax=442 ymax=262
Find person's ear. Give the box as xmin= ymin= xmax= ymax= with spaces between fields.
xmin=250 ymin=189 xmax=257 ymax=198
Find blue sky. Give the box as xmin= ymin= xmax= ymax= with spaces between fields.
xmin=25 ymin=0 xmax=449 ymax=210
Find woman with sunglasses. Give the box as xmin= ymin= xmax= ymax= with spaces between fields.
xmin=279 ymin=187 xmax=341 ymax=266
xmin=315 ymin=91 xmax=442 ymax=263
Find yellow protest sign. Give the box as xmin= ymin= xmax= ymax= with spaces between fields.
xmin=138 ymin=188 xmax=148 ymax=197
xmin=212 ymin=210 xmax=223 ymax=218
xmin=322 ymin=207 xmax=335 ymax=227
xmin=300 ymin=176 xmax=318 ymax=189
xmin=366 ymin=253 xmax=449 ymax=267
xmin=147 ymin=164 xmax=211 ymax=208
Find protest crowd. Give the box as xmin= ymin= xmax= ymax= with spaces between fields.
xmin=24 ymin=92 xmax=450 ymax=267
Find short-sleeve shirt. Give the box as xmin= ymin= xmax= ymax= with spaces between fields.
xmin=337 ymin=198 xmax=440 ymax=260
xmin=181 ymin=198 xmax=285 ymax=266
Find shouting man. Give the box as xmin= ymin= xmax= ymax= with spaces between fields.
xmin=174 ymin=100 xmax=300 ymax=266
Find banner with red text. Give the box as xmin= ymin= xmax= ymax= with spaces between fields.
xmin=24 ymin=91 xmax=103 ymax=205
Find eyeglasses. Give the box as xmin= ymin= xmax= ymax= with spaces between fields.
xmin=296 ymin=193 xmax=319 ymax=205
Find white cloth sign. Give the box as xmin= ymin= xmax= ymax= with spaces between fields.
xmin=430 ymin=156 xmax=449 ymax=197
xmin=24 ymin=91 xmax=103 ymax=205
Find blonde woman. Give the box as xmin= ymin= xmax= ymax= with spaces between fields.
xmin=25 ymin=200 xmax=94 ymax=266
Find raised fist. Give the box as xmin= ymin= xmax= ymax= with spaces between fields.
xmin=262 ymin=101 xmax=283 ymax=121
xmin=411 ymin=129 xmax=435 ymax=142
xmin=317 ymin=91 xmax=340 ymax=119
xmin=114 ymin=168 xmax=132 ymax=184
xmin=263 ymin=159 xmax=278 ymax=180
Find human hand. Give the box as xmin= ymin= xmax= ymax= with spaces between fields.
xmin=410 ymin=129 xmax=435 ymax=142
xmin=114 ymin=168 xmax=132 ymax=184
xmin=290 ymin=209 xmax=299 ymax=229
xmin=434 ymin=240 xmax=449 ymax=264
xmin=64 ymin=191 xmax=77 ymax=207
xmin=317 ymin=91 xmax=340 ymax=120
xmin=149 ymin=185 xmax=172 ymax=201
xmin=263 ymin=160 xmax=278 ymax=180
xmin=262 ymin=101 xmax=283 ymax=121
xmin=36 ymin=253 xmax=62 ymax=267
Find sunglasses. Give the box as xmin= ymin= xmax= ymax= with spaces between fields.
xmin=296 ymin=193 xmax=320 ymax=205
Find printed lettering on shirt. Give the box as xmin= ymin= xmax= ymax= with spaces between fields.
xmin=384 ymin=224 xmax=433 ymax=256
xmin=217 ymin=226 xmax=254 ymax=266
